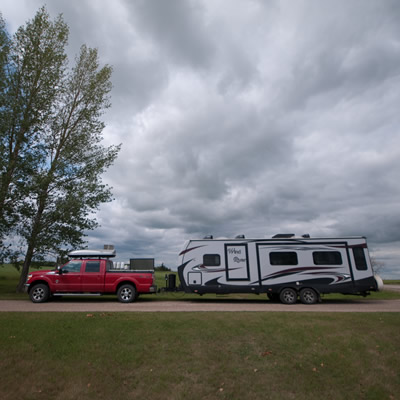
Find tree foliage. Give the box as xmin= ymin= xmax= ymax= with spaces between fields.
xmin=0 ymin=8 xmax=120 ymax=291
xmin=0 ymin=8 xmax=68 ymax=258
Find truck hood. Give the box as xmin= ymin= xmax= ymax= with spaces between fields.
xmin=29 ymin=269 xmax=57 ymax=277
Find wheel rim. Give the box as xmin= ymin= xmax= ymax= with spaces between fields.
xmin=121 ymin=287 xmax=132 ymax=301
xmin=282 ymin=290 xmax=296 ymax=303
xmin=32 ymin=287 xmax=45 ymax=301
xmin=302 ymin=289 xmax=316 ymax=304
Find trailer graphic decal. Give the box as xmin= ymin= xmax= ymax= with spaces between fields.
xmin=191 ymin=263 xmax=243 ymax=274
xmin=179 ymin=245 xmax=206 ymax=256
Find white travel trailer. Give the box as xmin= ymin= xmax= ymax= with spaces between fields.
xmin=177 ymin=234 xmax=383 ymax=304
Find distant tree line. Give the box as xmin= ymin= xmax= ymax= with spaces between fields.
xmin=155 ymin=263 xmax=171 ymax=272
xmin=0 ymin=7 xmax=120 ymax=291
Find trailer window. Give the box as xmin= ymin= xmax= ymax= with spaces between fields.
xmin=313 ymin=252 xmax=342 ymax=265
xmin=269 ymin=252 xmax=298 ymax=266
xmin=203 ymin=254 xmax=221 ymax=266
xmin=353 ymin=247 xmax=368 ymax=270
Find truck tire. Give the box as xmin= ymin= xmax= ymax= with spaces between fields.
xmin=279 ymin=288 xmax=297 ymax=304
xmin=299 ymin=288 xmax=318 ymax=304
xmin=117 ymin=284 xmax=137 ymax=303
xmin=29 ymin=283 xmax=50 ymax=303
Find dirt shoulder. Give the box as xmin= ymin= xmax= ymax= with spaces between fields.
xmin=1 ymin=299 xmax=400 ymax=312
xmin=384 ymin=284 xmax=400 ymax=292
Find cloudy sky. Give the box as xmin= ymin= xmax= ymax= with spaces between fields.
xmin=2 ymin=0 xmax=400 ymax=277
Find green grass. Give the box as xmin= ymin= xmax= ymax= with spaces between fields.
xmin=0 ymin=312 xmax=399 ymax=400
xmin=384 ymin=280 xmax=400 ymax=284
xmin=1 ymin=264 xmax=400 ymax=301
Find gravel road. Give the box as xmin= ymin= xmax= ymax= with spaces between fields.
xmin=2 ymin=285 xmax=399 ymax=313
xmin=1 ymin=298 xmax=400 ymax=312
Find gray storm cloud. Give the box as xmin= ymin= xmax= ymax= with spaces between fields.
xmin=2 ymin=0 xmax=400 ymax=277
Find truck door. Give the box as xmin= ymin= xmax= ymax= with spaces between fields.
xmin=56 ymin=260 xmax=83 ymax=292
xmin=81 ymin=260 xmax=104 ymax=292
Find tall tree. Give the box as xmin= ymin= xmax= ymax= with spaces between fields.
xmin=0 ymin=9 xmax=120 ymax=291
xmin=16 ymin=45 xmax=120 ymax=291
xmin=0 ymin=8 xmax=68 ymax=259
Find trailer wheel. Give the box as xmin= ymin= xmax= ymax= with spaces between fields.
xmin=117 ymin=284 xmax=137 ymax=303
xmin=279 ymin=288 xmax=297 ymax=304
xmin=29 ymin=283 xmax=50 ymax=303
xmin=299 ymin=288 xmax=318 ymax=304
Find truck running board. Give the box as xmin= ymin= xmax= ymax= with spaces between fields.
xmin=53 ymin=293 xmax=102 ymax=296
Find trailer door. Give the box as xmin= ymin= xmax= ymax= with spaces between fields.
xmin=350 ymin=245 xmax=373 ymax=282
xmin=225 ymin=244 xmax=250 ymax=281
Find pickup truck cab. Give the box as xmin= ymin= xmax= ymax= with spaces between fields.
xmin=25 ymin=249 xmax=157 ymax=303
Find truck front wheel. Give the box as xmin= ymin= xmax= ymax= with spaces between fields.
xmin=29 ymin=284 xmax=50 ymax=303
xmin=117 ymin=284 xmax=137 ymax=303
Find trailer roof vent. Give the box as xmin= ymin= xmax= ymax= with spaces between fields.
xmin=302 ymin=234 xmax=310 ymax=238
xmin=272 ymin=233 xmax=295 ymax=238
xmin=235 ymin=234 xmax=245 ymax=239
xmin=203 ymin=235 xmax=214 ymax=239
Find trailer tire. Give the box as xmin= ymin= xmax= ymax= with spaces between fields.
xmin=117 ymin=284 xmax=137 ymax=303
xmin=29 ymin=283 xmax=50 ymax=303
xmin=299 ymin=288 xmax=318 ymax=304
xmin=279 ymin=288 xmax=297 ymax=304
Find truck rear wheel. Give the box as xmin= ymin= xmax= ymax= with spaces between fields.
xmin=117 ymin=284 xmax=137 ymax=303
xmin=29 ymin=284 xmax=50 ymax=303
xmin=279 ymin=288 xmax=297 ymax=304
xmin=299 ymin=288 xmax=318 ymax=304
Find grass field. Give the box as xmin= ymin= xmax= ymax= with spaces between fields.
xmin=0 ymin=312 xmax=399 ymax=400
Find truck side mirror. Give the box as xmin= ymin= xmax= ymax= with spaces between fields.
xmin=57 ymin=266 xmax=65 ymax=275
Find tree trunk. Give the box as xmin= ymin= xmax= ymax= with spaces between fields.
xmin=16 ymin=190 xmax=47 ymax=293
xmin=16 ymin=242 xmax=35 ymax=293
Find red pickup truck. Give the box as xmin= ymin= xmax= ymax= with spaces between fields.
xmin=25 ymin=250 xmax=157 ymax=303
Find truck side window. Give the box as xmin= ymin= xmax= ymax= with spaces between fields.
xmin=63 ymin=260 xmax=82 ymax=273
xmin=85 ymin=261 xmax=101 ymax=273
xmin=353 ymin=247 xmax=367 ymax=270
xmin=269 ymin=252 xmax=298 ymax=266
xmin=203 ymin=254 xmax=220 ymax=266
xmin=313 ymin=252 xmax=342 ymax=265
xmin=106 ymin=260 xmax=113 ymax=271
